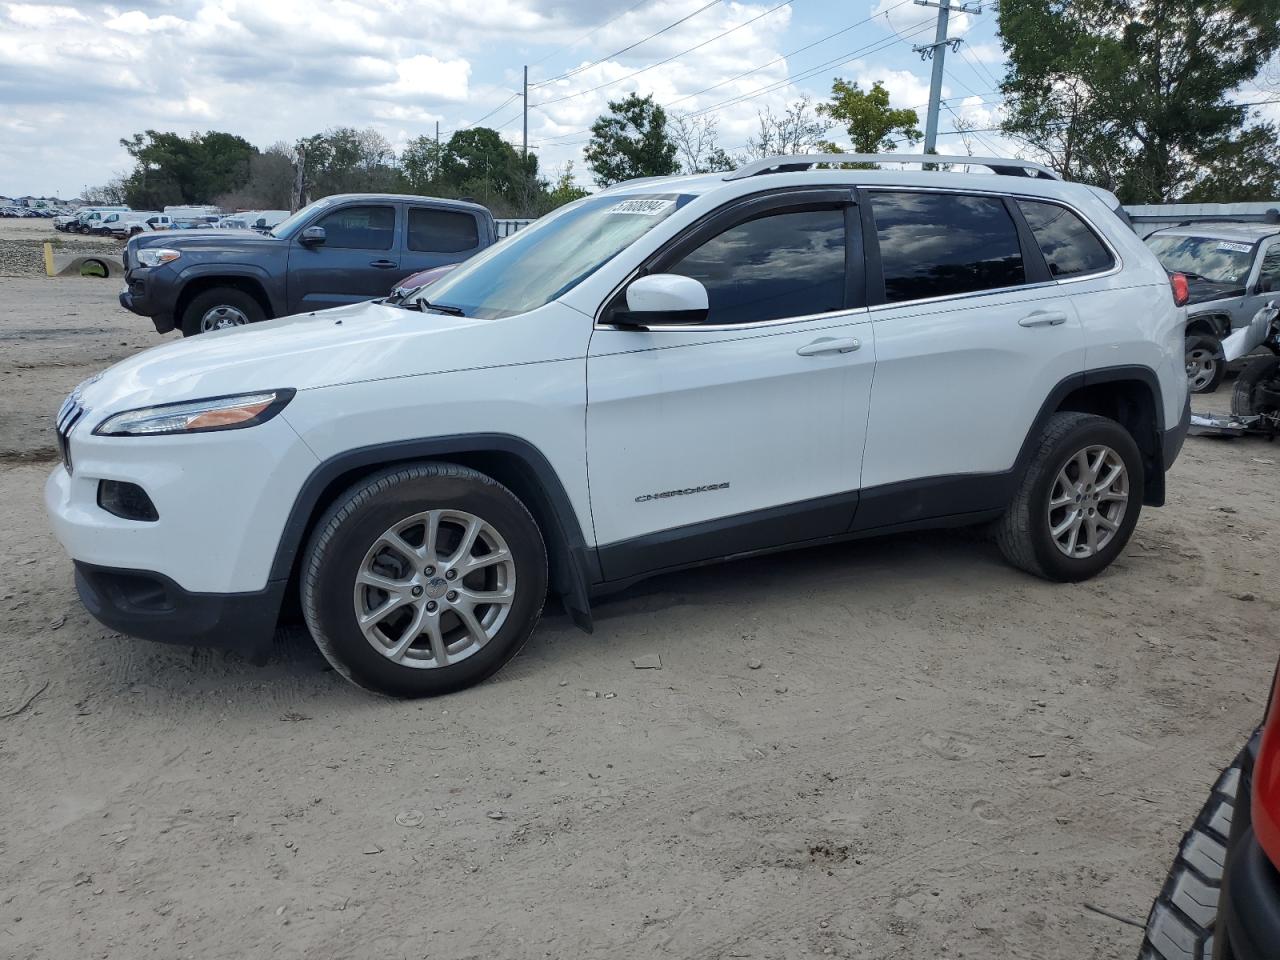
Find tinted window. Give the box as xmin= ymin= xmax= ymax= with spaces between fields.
xmin=314 ymin=205 xmax=395 ymax=250
xmin=1017 ymin=200 xmax=1113 ymax=277
xmin=871 ymin=192 xmax=1024 ymax=302
xmin=667 ymin=208 xmax=846 ymax=325
xmin=409 ymin=207 xmax=480 ymax=253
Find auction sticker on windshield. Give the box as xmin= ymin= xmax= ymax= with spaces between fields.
xmin=607 ymin=198 xmax=677 ymax=216
xmin=1217 ymin=241 xmax=1253 ymax=253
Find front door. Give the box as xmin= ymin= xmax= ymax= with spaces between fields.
xmin=287 ymin=202 xmax=400 ymax=313
xmin=586 ymin=194 xmax=876 ymax=581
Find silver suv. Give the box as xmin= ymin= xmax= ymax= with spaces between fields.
xmin=1145 ymin=222 xmax=1280 ymax=393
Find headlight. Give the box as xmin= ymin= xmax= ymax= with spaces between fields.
xmin=93 ymin=389 xmax=295 ymax=437
xmin=136 ymin=247 xmax=181 ymax=267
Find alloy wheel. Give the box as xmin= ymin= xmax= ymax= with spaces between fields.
xmin=1185 ymin=345 xmax=1218 ymax=392
xmin=352 ymin=510 xmax=516 ymax=669
xmin=1046 ymin=444 xmax=1129 ymax=559
xmin=200 ymin=305 xmax=249 ymax=332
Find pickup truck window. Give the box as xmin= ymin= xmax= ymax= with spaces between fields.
xmin=314 ymin=205 xmax=395 ymax=250
xmin=414 ymin=194 xmax=688 ymax=320
xmin=408 ymin=208 xmax=479 ymax=253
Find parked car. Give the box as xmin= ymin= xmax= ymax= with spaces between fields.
xmin=1139 ymin=659 xmax=1280 ymax=960
xmin=120 ymin=194 xmax=497 ymax=335
xmin=1145 ymin=222 xmax=1280 ymax=393
xmin=215 ymin=210 xmax=290 ymax=233
xmin=389 ymin=261 xmax=458 ymax=297
xmin=75 ymin=208 xmax=131 ymax=234
xmin=106 ymin=213 xmax=173 ymax=239
xmin=49 ymin=154 xmax=1189 ymax=697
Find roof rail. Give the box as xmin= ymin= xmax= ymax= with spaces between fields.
xmin=723 ymin=153 xmax=1062 ymax=181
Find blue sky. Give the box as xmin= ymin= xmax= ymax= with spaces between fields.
xmin=1 ymin=0 xmax=1019 ymax=197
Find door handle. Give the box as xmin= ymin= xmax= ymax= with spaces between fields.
xmin=369 ymin=259 xmax=398 ymax=269
xmin=797 ymin=337 xmax=860 ymax=357
xmin=1018 ymin=310 xmax=1068 ymax=327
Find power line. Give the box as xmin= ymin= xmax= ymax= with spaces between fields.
xmin=532 ymin=0 xmax=794 ymax=108
xmin=531 ymin=0 xmax=724 ymax=88
xmin=528 ymin=0 xmax=653 ymax=68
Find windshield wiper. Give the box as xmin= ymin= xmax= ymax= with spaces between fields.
xmin=416 ymin=299 xmax=465 ymax=316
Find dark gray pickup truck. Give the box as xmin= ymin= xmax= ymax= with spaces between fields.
xmin=120 ymin=194 xmax=496 ymax=336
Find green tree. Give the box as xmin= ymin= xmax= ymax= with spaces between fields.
xmin=584 ymin=93 xmax=680 ymax=186
xmin=401 ymin=134 xmax=446 ymax=193
xmin=296 ymin=127 xmax=401 ymax=199
xmin=998 ymin=0 xmax=1280 ymax=202
xmin=441 ymin=127 xmax=536 ymax=200
xmin=819 ymin=80 xmax=921 ymax=153
xmin=119 ymin=130 xmax=257 ymax=207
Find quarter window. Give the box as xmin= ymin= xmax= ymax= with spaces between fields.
xmin=313 ymin=205 xmax=395 ymax=250
xmin=666 ymin=208 xmax=847 ymax=325
xmin=1017 ymin=200 xmax=1113 ymax=278
xmin=871 ymin=192 xmax=1025 ymax=303
xmin=408 ymin=207 xmax=480 ymax=253
xmin=1259 ymin=246 xmax=1280 ymax=292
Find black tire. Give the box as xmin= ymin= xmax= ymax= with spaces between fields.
xmin=1230 ymin=354 xmax=1280 ymax=418
xmin=1138 ymin=752 xmax=1243 ymax=960
xmin=300 ymin=462 xmax=547 ymax=698
xmin=179 ymin=287 xmax=266 ymax=336
xmin=996 ymin=412 xmax=1144 ymax=582
xmin=1185 ymin=334 xmax=1226 ymax=394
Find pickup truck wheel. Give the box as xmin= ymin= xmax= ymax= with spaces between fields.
xmin=301 ymin=463 xmax=548 ymax=698
xmin=1185 ymin=334 xmax=1225 ymax=394
xmin=996 ymin=412 xmax=1143 ymax=582
xmin=179 ymin=288 xmax=265 ymax=336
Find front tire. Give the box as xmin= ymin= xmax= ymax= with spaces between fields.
xmin=996 ymin=412 xmax=1144 ymax=582
xmin=301 ymin=463 xmax=547 ymax=697
xmin=1185 ymin=334 xmax=1226 ymax=394
xmin=179 ymin=287 xmax=265 ymax=336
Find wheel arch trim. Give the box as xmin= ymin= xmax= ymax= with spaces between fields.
xmin=268 ymin=433 xmax=597 ymax=631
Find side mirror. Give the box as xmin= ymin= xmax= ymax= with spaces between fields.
xmin=300 ymin=225 xmax=326 ymax=246
xmin=613 ymin=274 xmax=709 ymax=327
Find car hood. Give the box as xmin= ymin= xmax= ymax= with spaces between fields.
xmin=130 ymin=228 xmax=274 ymax=250
xmin=73 ymin=299 xmax=578 ymax=417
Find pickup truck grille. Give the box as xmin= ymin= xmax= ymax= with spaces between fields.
xmin=56 ymin=395 xmax=87 ymax=473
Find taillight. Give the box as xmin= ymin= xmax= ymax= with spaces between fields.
xmin=1170 ymin=272 xmax=1190 ymax=306
xmin=1254 ymin=666 xmax=1280 ymax=867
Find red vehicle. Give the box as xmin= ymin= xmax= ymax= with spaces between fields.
xmin=390 ymin=262 xmax=458 ymax=297
xmin=1140 ymin=662 xmax=1280 ymax=958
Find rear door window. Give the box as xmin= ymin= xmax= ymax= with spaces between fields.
xmin=870 ymin=191 xmax=1025 ymax=303
xmin=313 ymin=205 xmax=395 ymax=250
xmin=408 ymin=207 xmax=481 ymax=253
xmin=1016 ymin=200 xmax=1114 ymax=278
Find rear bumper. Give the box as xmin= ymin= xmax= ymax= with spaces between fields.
xmin=1163 ymin=391 xmax=1191 ymax=469
xmin=1221 ymin=829 xmax=1280 ymax=960
xmin=74 ymin=561 xmax=284 ymax=656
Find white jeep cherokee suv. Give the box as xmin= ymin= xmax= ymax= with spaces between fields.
xmin=47 ymin=155 xmax=1190 ymax=697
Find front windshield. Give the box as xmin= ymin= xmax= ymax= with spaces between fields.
xmin=1146 ymin=235 xmax=1255 ymax=285
xmin=414 ymin=193 xmax=691 ymax=319
xmin=271 ymin=196 xmax=340 ymax=239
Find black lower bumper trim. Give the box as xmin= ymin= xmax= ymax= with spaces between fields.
xmin=1163 ymin=391 xmax=1191 ymax=469
xmin=74 ymin=561 xmax=284 ymax=655
xmin=1222 ymin=828 xmax=1280 ymax=959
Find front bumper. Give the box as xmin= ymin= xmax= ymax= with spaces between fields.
xmin=75 ymin=561 xmax=284 ymax=655
xmin=119 ymin=267 xmax=177 ymax=333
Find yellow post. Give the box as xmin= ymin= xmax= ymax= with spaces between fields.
xmin=43 ymin=242 xmax=54 ymax=277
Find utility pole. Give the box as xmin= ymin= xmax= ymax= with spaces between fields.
xmin=522 ymin=65 xmax=528 ymax=164
xmin=912 ymin=0 xmax=982 ymax=156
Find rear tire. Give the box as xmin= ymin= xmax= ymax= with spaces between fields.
xmin=179 ymin=287 xmax=265 ymax=336
xmin=301 ymin=463 xmax=547 ymax=698
xmin=1138 ymin=753 xmax=1243 ymax=960
xmin=996 ymin=412 xmax=1144 ymax=582
xmin=1185 ymin=334 xmax=1226 ymax=394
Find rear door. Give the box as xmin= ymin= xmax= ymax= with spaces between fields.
xmin=397 ymin=205 xmax=485 ymax=287
xmin=856 ymin=189 xmax=1086 ymax=527
xmin=586 ymin=189 xmax=877 ymax=579
xmin=287 ymin=202 xmax=399 ymax=312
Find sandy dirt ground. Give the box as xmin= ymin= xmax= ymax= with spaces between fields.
xmin=1 ymin=240 xmax=1277 ymax=959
